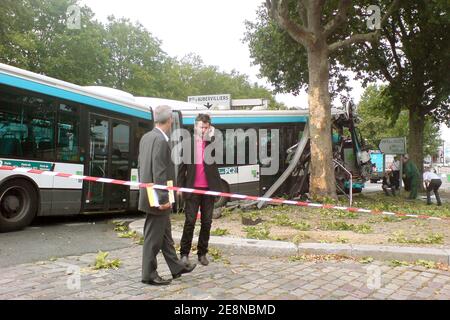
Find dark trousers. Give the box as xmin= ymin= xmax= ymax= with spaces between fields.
xmin=142 ymin=211 xmax=184 ymax=281
xmin=426 ymin=179 xmax=442 ymax=205
xmin=382 ymin=184 xmax=396 ymax=196
xmin=392 ymin=171 xmax=400 ymax=189
xmin=180 ymin=192 xmax=215 ymax=257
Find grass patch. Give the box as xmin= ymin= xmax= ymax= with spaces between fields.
xmin=388 ymin=231 xmax=444 ymax=244
xmin=351 ymin=192 xmax=450 ymax=218
xmin=353 ymin=224 xmax=373 ymax=234
xmin=271 ymin=214 xmax=311 ymax=231
xmin=210 ymin=228 xmax=230 ymax=236
xmin=243 ymin=225 xmax=271 ymax=240
xmin=321 ymin=221 xmax=372 ymax=234
xmin=321 ymin=221 xmax=353 ymax=231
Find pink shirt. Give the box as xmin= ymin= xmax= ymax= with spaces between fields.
xmin=194 ymin=136 xmax=208 ymax=188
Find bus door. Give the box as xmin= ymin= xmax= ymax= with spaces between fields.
xmin=170 ymin=110 xmax=183 ymax=185
xmin=84 ymin=113 xmax=130 ymax=211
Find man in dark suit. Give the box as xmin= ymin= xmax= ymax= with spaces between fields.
xmin=177 ymin=113 xmax=222 ymax=266
xmin=138 ymin=105 xmax=196 ymax=286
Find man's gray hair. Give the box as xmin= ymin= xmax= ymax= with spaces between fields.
xmin=154 ymin=105 xmax=172 ymax=123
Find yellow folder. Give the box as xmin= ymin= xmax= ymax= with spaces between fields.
xmin=147 ymin=180 xmax=175 ymax=207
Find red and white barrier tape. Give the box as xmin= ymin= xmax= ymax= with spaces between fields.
xmin=0 ymin=165 xmax=447 ymax=222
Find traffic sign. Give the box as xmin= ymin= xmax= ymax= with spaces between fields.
xmin=379 ymin=137 xmax=406 ymax=154
xmin=188 ymin=94 xmax=231 ymax=109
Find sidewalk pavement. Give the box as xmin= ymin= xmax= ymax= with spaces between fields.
xmin=1 ymin=244 xmax=450 ymax=300
xmin=129 ymin=220 xmax=450 ymax=264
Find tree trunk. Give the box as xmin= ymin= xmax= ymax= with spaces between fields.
xmin=408 ymin=107 xmax=425 ymax=190
xmin=307 ymin=42 xmax=337 ymax=199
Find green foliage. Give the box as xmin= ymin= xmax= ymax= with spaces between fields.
xmin=93 ymin=251 xmax=121 ymax=270
xmin=240 ymin=210 xmax=263 ymax=224
xmin=321 ymin=221 xmax=372 ymax=234
xmin=388 ymin=231 xmax=444 ymax=244
xmin=359 ymin=257 xmax=374 ymax=264
xmin=415 ymin=260 xmax=437 ymax=269
xmin=336 ymin=236 xmax=349 ymax=244
xmin=113 ymin=221 xmax=128 ymax=232
xmin=0 ymin=1 xmax=278 ymax=106
xmin=390 ymin=260 xmax=410 ymax=267
xmin=292 ymin=221 xmax=311 ymax=231
xmin=272 ymin=213 xmax=293 ymax=226
xmin=292 ymin=233 xmax=310 ymax=244
xmin=321 ymin=221 xmax=353 ymax=231
xmin=271 ymin=213 xmax=311 ymax=231
xmin=210 ymin=228 xmax=230 ymax=236
xmin=357 ymin=85 xmax=442 ymax=155
xmin=208 ymin=248 xmax=222 ymax=262
xmin=117 ymin=230 xmax=137 ymax=238
xmin=353 ymin=224 xmax=373 ymax=234
xmin=243 ymin=225 xmax=271 ymax=240
xmin=135 ymin=236 xmax=144 ymax=245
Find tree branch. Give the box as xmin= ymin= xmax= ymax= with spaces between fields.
xmin=323 ymin=0 xmax=352 ymax=38
xmin=329 ymin=32 xmax=379 ymax=52
xmin=266 ymin=0 xmax=314 ymax=47
xmin=385 ymin=22 xmax=403 ymax=76
xmin=327 ymin=0 xmax=401 ymax=52
xmin=297 ymin=0 xmax=308 ymax=28
xmin=363 ymin=42 xmax=394 ymax=82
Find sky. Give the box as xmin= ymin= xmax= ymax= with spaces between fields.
xmin=79 ymin=0 xmax=449 ymax=145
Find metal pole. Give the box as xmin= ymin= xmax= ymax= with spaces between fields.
xmin=399 ymin=155 xmax=403 ymax=193
xmin=333 ymin=159 xmax=353 ymax=207
xmin=350 ymin=174 xmax=353 ymax=207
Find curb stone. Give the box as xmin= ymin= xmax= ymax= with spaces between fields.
xmin=129 ymin=220 xmax=450 ymax=264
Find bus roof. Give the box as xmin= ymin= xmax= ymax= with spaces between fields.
xmin=0 ymin=63 xmax=347 ymax=124
xmin=0 ymin=63 xmax=152 ymax=120
xmin=180 ymin=109 xmax=309 ymax=125
xmin=180 ymin=108 xmax=346 ymax=125
xmin=135 ymin=97 xmax=208 ymax=111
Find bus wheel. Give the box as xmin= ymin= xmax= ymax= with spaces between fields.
xmin=0 ymin=179 xmax=38 ymax=232
xmin=214 ymin=179 xmax=230 ymax=208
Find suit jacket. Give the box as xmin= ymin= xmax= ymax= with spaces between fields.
xmin=177 ymin=136 xmax=222 ymax=199
xmin=138 ymin=128 xmax=174 ymax=214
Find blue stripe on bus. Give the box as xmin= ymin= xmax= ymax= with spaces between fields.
xmin=182 ymin=116 xmax=307 ymax=125
xmin=0 ymin=73 xmax=151 ymax=120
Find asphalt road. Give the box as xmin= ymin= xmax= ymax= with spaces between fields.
xmin=0 ymin=212 xmax=144 ymax=268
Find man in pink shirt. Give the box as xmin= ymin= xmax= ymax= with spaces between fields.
xmin=177 ymin=114 xmax=222 ymax=266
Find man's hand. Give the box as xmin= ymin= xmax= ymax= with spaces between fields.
xmin=158 ymin=202 xmax=172 ymax=211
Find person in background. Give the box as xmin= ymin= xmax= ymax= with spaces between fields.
xmin=423 ymin=166 xmax=442 ymax=206
xmin=390 ymin=155 xmax=401 ymax=190
xmin=402 ymin=154 xmax=420 ymax=200
xmin=382 ymin=170 xmax=396 ymax=196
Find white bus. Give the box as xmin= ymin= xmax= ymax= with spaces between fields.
xmin=0 ymin=63 xmax=312 ymax=231
xmin=0 ymin=63 xmax=370 ymax=231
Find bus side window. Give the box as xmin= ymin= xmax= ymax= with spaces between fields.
xmin=57 ymin=103 xmax=80 ymax=162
